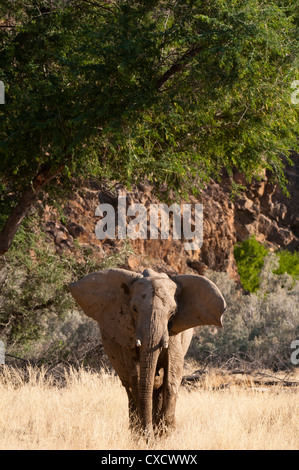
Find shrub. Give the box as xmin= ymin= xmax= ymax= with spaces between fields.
xmin=0 ymin=216 xmax=133 ymax=362
xmin=190 ymin=259 xmax=299 ymax=370
xmin=273 ymin=250 xmax=299 ymax=280
xmin=234 ymin=236 xmax=269 ymax=293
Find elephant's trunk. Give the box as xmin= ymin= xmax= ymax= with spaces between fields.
xmin=136 ymin=304 xmax=169 ymax=438
xmin=138 ymin=340 xmax=161 ymax=438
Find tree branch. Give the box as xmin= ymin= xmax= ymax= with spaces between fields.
xmin=156 ymin=45 xmax=203 ymax=90
xmin=0 ymin=161 xmax=67 ymax=256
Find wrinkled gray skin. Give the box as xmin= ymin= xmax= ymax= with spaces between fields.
xmin=69 ymin=268 xmax=226 ymax=439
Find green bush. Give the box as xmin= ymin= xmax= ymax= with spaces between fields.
xmin=234 ymin=236 xmax=269 ymax=293
xmin=0 ymin=216 xmax=133 ymax=361
xmin=273 ymin=250 xmax=299 ymax=280
xmin=235 ymin=236 xmax=299 ymax=293
xmin=190 ymin=261 xmax=299 ymax=370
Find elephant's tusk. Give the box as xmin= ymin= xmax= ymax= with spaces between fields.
xmin=136 ymin=339 xmax=142 ymax=347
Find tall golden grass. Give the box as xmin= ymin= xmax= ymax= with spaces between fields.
xmin=0 ymin=366 xmax=298 ymax=450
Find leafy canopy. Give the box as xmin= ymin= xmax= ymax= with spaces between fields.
xmin=0 ymin=0 xmax=298 ymax=202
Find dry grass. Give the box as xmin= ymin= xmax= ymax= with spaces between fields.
xmin=0 ymin=365 xmax=298 ymax=450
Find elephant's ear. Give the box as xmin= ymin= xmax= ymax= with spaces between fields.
xmin=170 ymin=275 xmax=226 ymax=335
xmin=69 ymin=269 xmax=142 ymax=348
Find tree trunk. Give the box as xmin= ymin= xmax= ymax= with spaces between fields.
xmin=0 ymin=163 xmax=65 ymax=256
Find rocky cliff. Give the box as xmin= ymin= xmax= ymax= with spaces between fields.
xmin=43 ymin=153 xmax=299 ymax=280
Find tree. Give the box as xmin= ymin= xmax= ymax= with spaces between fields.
xmin=0 ymin=0 xmax=298 ymax=255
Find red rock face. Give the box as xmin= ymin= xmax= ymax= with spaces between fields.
xmin=41 ymin=153 xmax=299 ymax=280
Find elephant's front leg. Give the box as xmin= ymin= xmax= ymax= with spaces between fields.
xmin=122 ymin=347 xmax=140 ymax=430
xmin=152 ymin=361 xmax=165 ymax=433
xmin=124 ymin=387 xmax=140 ymax=430
xmin=101 ymin=336 xmax=140 ymax=431
xmin=152 ymin=380 xmax=164 ymax=433
xmin=161 ymin=337 xmax=184 ymax=431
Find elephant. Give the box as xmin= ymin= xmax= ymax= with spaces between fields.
xmin=69 ymin=267 xmax=226 ymax=439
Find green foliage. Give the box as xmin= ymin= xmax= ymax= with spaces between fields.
xmin=194 ymin=240 xmax=299 ymax=369
xmin=273 ymin=250 xmax=299 ymax=280
xmin=234 ymin=236 xmax=269 ymax=292
xmin=0 ymin=216 xmax=133 ymax=358
xmin=0 ymin=0 xmax=298 ymax=207
xmin=191 ymin=265 xmax=299 ymax=370
xmin=235 ymin=237 xmax=299 ymax=292
xmin=0 ymin=222 xmax=74 ymax=350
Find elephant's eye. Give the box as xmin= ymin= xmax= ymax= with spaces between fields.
xmin=131 ymin=305 xmax=138 ymax=318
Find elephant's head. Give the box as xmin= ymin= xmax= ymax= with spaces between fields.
xmin=69 ymin=267 xmax=226 ymax=434
xmin=130 ymin=269 xmax=177 ymax=351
